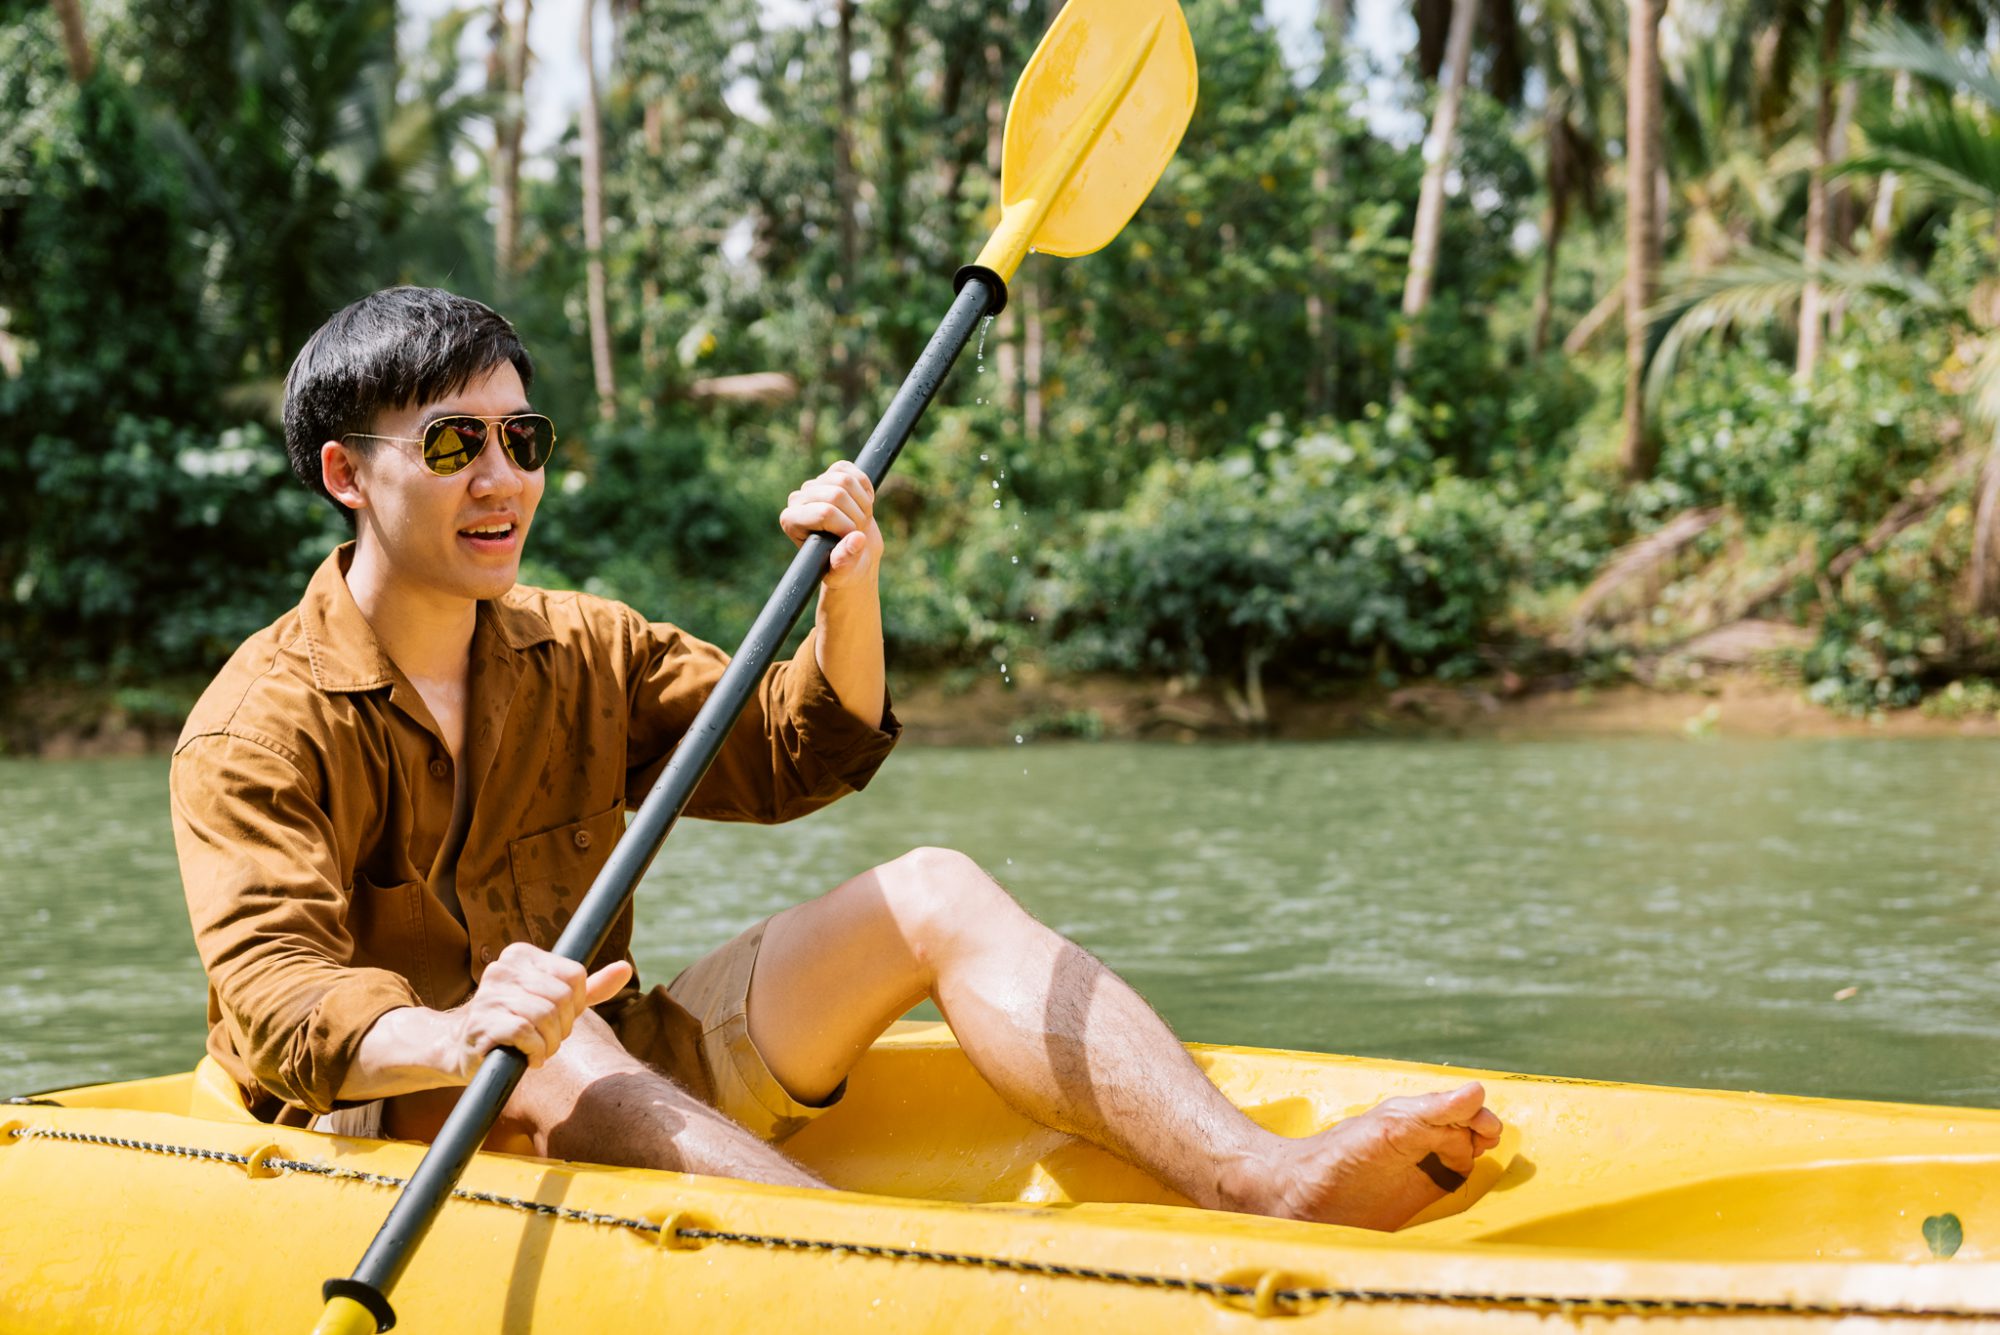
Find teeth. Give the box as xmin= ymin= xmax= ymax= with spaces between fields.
xmin=463 ymin=524 xmax=512 ymax=536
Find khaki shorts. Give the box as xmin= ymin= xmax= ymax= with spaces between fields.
xmin=317 ymin=918 xmax=843 ymax=1144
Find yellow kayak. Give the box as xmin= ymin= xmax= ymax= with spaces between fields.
xmin=3 ymin=1022 xmax=1994 ymax=1331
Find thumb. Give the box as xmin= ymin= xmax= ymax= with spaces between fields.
xmin=583 ymin=959 xmax=635 ymax=1005
xmin=827 ymin=531 xmax=858 ymax=570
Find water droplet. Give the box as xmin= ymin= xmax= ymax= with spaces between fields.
xmin=1014 ymin=734 xmax=1024 ymax=744
xmin=999 ymin=471 xmax=1006 ymax=479
xmin=1010 ymin=556 xmax=1019 ymax=564
xmin=992 ymin=499 xmax=1001 ymax=508
xmin=979 ymin=453 xmax=989 ymax=462
xmin=1006 ymin=857 xmax=1013 ymax=865
xmin=991 ymin=480 xmax=1000 ymax=489
xmin=1000 ymin=664 xmax=1008 ymax=673
xmin=976 ymin=397 xmax=985 ymax=404
xmin=1028 ymin=614 xmax=1036 ymax=622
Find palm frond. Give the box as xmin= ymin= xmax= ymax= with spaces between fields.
xmin=1643 ymin=246 xmax=1949 ymax=410
xmin=1966 ymin=336 xmax=2000 ymax=437
xmin=1842 ymin=98 xmax=2000 ymax=210
xmin=1848 ymin=18 xmax=2000 ymax=114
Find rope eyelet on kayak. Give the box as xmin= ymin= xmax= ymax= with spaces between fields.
xmin=242 ymin=1142 xmax=284 ymax=1178
xmin=649 ymin=1210 xmax=709 ymax=1251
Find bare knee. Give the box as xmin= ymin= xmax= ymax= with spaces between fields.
xmin=877 ymin=846 xmax=1026 ymax=966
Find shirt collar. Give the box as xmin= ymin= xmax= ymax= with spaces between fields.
xmin=300 ymin=543 xmax=554 ymax=694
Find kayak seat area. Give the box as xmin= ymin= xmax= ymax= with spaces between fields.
xmin=189 ymin=1056 xmax=263 ymax=1124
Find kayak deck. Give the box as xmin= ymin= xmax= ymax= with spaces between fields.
xmin=6 ymin=1023 xmax=1996 ymax=1331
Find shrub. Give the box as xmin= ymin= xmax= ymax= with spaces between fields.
xmin=1050 ymin=419 xmax=1521 ymax=692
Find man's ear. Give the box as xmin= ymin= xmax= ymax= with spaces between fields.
xmin=321 ymin=439 xmax=368 ymax=514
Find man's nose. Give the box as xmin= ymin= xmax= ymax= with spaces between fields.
xmin=467 ymin=423 xmax=524 ymax=496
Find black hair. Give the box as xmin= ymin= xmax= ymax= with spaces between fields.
xmin=281 ymin=287 xmax=535 ymax=520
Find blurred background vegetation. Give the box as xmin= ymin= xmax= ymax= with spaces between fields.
xmin=9 ymin=0 xmax=2000 ymax=731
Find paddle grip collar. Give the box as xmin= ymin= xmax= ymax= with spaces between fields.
xmin=952 ymin=265 xmax=1009 ymax=316
xmin=322 ymin=1278 xmax=396 ymax=1332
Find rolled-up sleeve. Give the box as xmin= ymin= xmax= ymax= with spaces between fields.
xmin=171 ymin=732 xmax=421 ymax=1115
xmin=624 ymin=615 xmax=900 ymax=823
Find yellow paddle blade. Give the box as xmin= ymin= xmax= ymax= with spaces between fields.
xmin=970 ymin=0 xmax=1197 ymax=284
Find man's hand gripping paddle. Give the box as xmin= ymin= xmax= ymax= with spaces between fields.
xmin=314 ymin=1 xmax=1194 ymax=1329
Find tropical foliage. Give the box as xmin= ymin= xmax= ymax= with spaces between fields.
xmin=6 ymin=0 xmax=2000 ymax=724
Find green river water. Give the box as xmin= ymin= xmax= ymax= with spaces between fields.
xmin=3 ymin=738 xmax=1996 ymax=1107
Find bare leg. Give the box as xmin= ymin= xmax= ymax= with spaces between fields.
xmin=379 ymin=1009 xmax=825 ymax=1190
xmin=751 ymin=847 xmax=1502 ymax=1230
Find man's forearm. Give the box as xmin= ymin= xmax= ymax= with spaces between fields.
xmin=339 ymin=1005 xmax=465 ymax=1101
xmin=814 ymin=576 xmax=887 ymax=730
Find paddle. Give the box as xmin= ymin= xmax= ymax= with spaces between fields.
xmin=313 ymin=2 xmax=1194 ymax=1329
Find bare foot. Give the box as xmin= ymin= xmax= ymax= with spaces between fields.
xmin=1226 ymin=1082 xmax=1503 ymax=1231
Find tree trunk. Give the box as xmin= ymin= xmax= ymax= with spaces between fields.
xmin=1532 ymin=96 xmax=1568 ymax=358
xmin=640 ymin=100 xmax=663 ymax=388
xmin=492 ymin=0 xmax=532 ymax=287
xmin=1621 ymin=0 xmax=1666 ymax=481
xmin=1023 ymin=273 xmax=1045 ymax=442
xmin=832 ymin=0 xmax=861 ymax=428
xmin=1563 ymin=279 xmax=1624 ymax=355
xmin=580 ymin=0 xmax=617 ymax=421
xmin=1532 ymin=197 xmax=1567 ymax=356
xmin=1868 ymin=70 xmax=1912 ymax=258
xmin=1305 ymin=0 xmax=1349 ymax=414
xmin=1397 ymin=0 xmax=1478 ymax=378
xmin=1970 ymin=443 xmax=2000 ymax=614
xmin=1796 ymin=0 xmax=1846 ymax=385
xmin=50 ymin=0 xmax=92 ymax=82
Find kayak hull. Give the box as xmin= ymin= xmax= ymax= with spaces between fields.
xmin=4 ymin=1023 xmax=1995 ymax=1332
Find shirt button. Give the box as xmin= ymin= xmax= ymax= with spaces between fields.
xmin=573 ymin=829 xmax=593 ymax=850
xmin=429 ymin=758 xmax=448 ymax=779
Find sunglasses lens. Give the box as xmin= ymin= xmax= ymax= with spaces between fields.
xmin=502 ymin=415 xmax=554 ymax=470
xmin=423 ymin=418 xmax=484 ymax=475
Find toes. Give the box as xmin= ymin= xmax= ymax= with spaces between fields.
xmin=1432 ymin=1138 xmax=1477 ymax=1176
xmin=1417 ymin=1081 xmax=1488 ymax=1126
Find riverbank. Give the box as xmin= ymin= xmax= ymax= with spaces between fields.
xmin=13 ymin=667 xmax=2000 ymax=759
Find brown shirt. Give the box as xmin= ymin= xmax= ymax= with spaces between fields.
xmin=171 ymin=544 xmax=899 ymax=1123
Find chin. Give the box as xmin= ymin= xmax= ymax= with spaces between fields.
xmin=466 ymin=567 xmax=522 ymax=601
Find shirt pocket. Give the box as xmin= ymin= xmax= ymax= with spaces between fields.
xmin=507 ymin=803 xmax=630 ymax=960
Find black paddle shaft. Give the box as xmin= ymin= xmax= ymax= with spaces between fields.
xmin=326 ymin=273 xmax=1001 ymax=1329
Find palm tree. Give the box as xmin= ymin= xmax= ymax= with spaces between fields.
xmin=1796 ymin=0 xmax=1849 ymax=383
xmin=490 ymin=0 xmax=533 ymax=286
xmin=581 ymin=0 xmax=617 ymax=421
xmin=1305 ymin=0 xmax=1348 ymax=410
xmin=50 ymin=0 xmax=92 ymax=82
xmin=1527 ymin=0 xmax=1617 ymax=354
xmin=1397 ymin=0 xmax=1479 ymax=371
xmin=1644 ymin=20 xmax=2000 ymax=604
xmin=150 ymin=1 xmax=493 ymax=375
xmin=1622 ymin=0 xmax=1667 ymax=480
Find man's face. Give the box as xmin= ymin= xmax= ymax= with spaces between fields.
xmin=331 ymin=360 xmax=545 ymax=603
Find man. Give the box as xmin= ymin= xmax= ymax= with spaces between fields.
xmin=172 ymin=287 xmax=1500 ymax=1232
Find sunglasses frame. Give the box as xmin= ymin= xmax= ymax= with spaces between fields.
xmin=340 ymin=412 xmax=558 ymax=477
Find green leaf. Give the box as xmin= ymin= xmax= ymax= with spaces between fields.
xmin=1923 ymin=1213 xmax=1963 ymax=1259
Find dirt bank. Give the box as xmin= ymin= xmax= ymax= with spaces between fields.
xmin=10 ymin=669 xmax=2000 ymax=759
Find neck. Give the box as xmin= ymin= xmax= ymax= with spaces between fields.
xmin=343 ymin=535 xmax=477 ymax=683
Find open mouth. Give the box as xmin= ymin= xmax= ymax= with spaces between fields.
xmin=458 ymin=521 xmax=518 ymax=549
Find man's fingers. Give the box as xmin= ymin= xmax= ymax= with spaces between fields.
xmin=521 ymin=995 xmax=565 ymax=1061
xmin=497 ymin=1018 xmax=548 ymax=1068
xmin=799 ymin=483 xmax=869 ymax=532
xmin=783 ymin=500 xmax=858 ymax=539
xmin=584 ymin=960 xmax=634 ymax=1005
